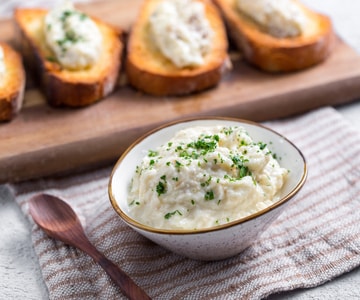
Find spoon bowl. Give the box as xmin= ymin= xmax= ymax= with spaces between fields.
xmin=29 ymin=193 xmax=151 ymax=300
xmin=29 ymin=194 xmax=81 ymax=245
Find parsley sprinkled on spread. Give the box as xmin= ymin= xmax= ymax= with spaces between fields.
xmin=156 ymin=175 xmax=167 ymax=196
xmin=44 ymin=1 xmax=102 ymax=70
xmin=127 ymin=125 xmax=288 ymax=230
xmin=204 ymin=190 xmax=215 ymax=201
xmin=148 ymin=150 xmax=158 ymax=157
xmin=164 ymin=210 xmax=182 ymax=219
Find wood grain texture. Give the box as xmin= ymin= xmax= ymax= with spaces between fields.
xmin=1 ymin=0 xmax=360 ymax=183
xmin=29 ymin=193 xmax=152 ymax=300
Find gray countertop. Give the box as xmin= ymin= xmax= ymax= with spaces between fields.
xmin=1 ymin=0 xmax=360 ymax=299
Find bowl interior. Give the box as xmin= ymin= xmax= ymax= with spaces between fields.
xmin=109 ymin=118 xmax=306 ymax=232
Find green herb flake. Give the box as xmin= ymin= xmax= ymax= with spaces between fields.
xmin=79 ymin=13 xmax=88 ymax=20
xmin=231 ymin=155 xmax=252 ymax=179
xmin=175 ymin=160 xmax=183 ymax=171
xmin=60 ymin=10 xmax=73 ymax=22
xmin=204 ymin=190 xmax=215 ymax=201
xmin=222 ymin=127 xmax=233 ymax=136
xmin=200 ymin=175 xmax=212 ymax=187
xmin=148 ymin=150 xmax=158 ymax=157
xmin=258 ymin=142 xmax=267 ymax=150
xmin=240 ymin=140 xmax=248 ymax=146
xmin=156 ymin=175 xmax=167 ymax=196
xmin=46 ymin=56 xmax=57 ymax=62
xmin=129 ymin=200 xmax=140 ymax=206
xmin=187 ymin=134 xmax=219 ymax=155
xmin=164 ymin=210 xmax=182 ymax=219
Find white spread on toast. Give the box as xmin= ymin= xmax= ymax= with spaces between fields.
xmin=0 ymin=46 xmax=6 ymax=82
xmin=149 ymin=0 xmax=213 ymax=68
xmin=127 ymin=125 xmax=288 ymax=230
xmin=44 ymin=0 xmax=102 ymax=70
xmin=237 ymin=0 xmax=308 ymax=38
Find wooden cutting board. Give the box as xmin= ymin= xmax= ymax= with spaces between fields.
xmin=1 ymin=0 xmax=360 ymax=183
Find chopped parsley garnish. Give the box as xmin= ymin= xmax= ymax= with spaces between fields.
xmin=46 ymin=56 xmax=57 ymax=62
xmin=148 ymin=150 xmax=158 ymax=157
xmin=200 ymin=175 xmax=212 ymax=187
xmin=156 ymin=175 xmax=167 ymax=196
xmin=79 ymin=13 xmax=88 ymax=20
xmin=175 ymin=160 xmax=183 ymax=171
xmin=129 ymin=200 xmax=140 ymax=206
xmin=65 ymin=30 xmax=79 ymax=43
xmin=240 ymin=140 xmax=248 ymax=146
xmin=204 ymin=190 xmax=215 ymax=201
xmin=231 ymin=155 xmax=252 ymax=179
xmin=60 ymin=10 xmax=74 ymax=22
xmin=239 ymin=165 xmax=251 ymax=178
xmin=222 ymin=127 xmax=234 ymax=136
xmin=56 ymin=29 xmax=82 ymax=51
xmin=258 ymin=142 xmax=267 ymax=150
xmin=164 ymin=210 xmax=182 ymax=219
xmin=187 ymin=134 xmax=219 ymax=154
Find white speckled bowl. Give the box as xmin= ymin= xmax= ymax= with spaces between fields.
xmin=108 ymin=117 xmax=307 ymax=261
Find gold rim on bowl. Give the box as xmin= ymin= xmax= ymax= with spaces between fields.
xmin=108 ymin=116 xmax=307 ymax=235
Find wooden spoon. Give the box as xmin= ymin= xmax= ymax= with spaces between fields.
xmin=28 ymin=193 xmax=151 ymax=300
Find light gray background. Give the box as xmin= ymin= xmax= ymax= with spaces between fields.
xmin=1 ymin=1 xmax=360 ymax=299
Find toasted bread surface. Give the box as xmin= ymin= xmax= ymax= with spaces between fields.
xmin=126 ymin=0 xmax=229 ymax=96
xmin=0 ymin=42 xmax=25 ymax=121
xmin=14 ymin=8 xmax=123 ymax=107
xmin=213 ymin=0 xmax=335 ymax=72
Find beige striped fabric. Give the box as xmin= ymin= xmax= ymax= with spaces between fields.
xmin=12 ymin=107 xmax=360 ymax=300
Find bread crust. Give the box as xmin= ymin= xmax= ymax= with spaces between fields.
xmin=0 ymin=42 xmax=25 ymax=122
xmin=213 ymin=0 xmax=335 ymax=72
xmin=14 ymin=8 xmax=123 ymax=107
xmin=126 ymin=0 xmax=229 ymax=96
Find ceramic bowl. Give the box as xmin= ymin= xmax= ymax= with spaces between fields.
xmin=108 ymin=117 xmax=307 ymax=261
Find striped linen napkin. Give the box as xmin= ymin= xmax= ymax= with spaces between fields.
xmin=12 ymin=106 xmax=360 ymax=300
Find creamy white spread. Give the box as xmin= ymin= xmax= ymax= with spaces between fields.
xmin=237 ymin=0 xmax=308 ymax=38
xmin=127 ymin=125 xmax=288 ymax=230
xmin=44 ymin=0 xmax=102 ymax=70
xmin=0 ymin=46 xmax=6 ymax=82
xmin=149 ymin=0 xmax=213 ymax=68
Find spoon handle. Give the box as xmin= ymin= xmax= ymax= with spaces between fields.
xmin=96 ymin=253 xmax=151 ymax=300
xmin=76 ymin=235 xmax=151 ymax=300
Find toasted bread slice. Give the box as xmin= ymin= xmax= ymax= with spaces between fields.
xmin=213 ymin=0 xmax=335 ymax=72
xmin=14 ymin=8 xmax=123 ymax=107
xmin=126 ymin=0 xmax=230 ymax=96
xmin=0 ymin=42 xmax=25 ymax=122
